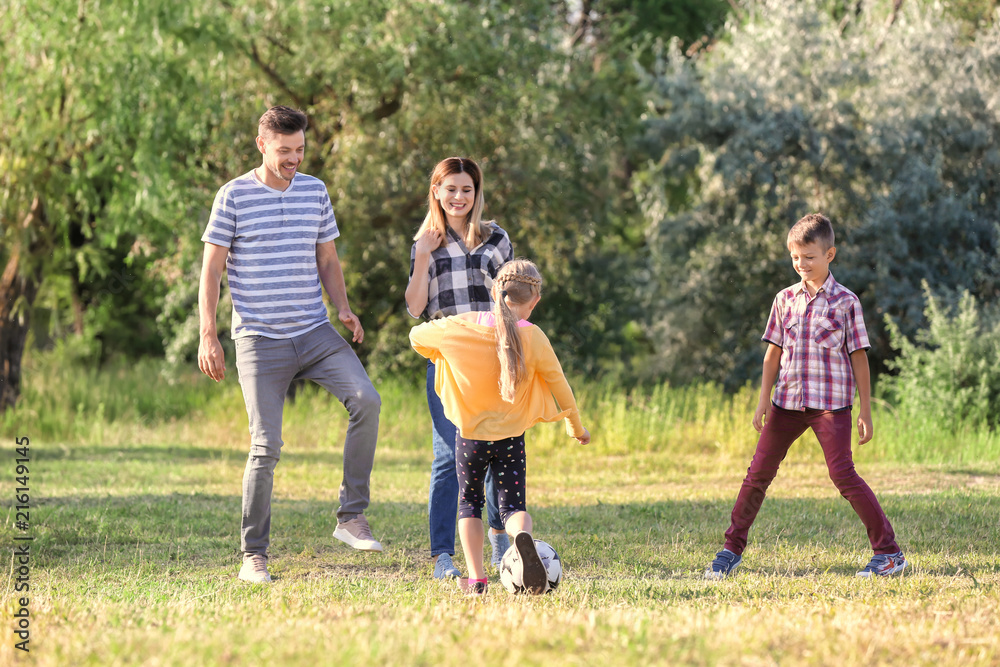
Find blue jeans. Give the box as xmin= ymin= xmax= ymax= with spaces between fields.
xmin=235 ymin=324 xmax=381 ymax=557
xmin=427 ymin=360 xmax=502 ymax=556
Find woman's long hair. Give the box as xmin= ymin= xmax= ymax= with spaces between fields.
xmin=413 ymin=157 xmax=492 ymax=249
xmin=492 ymin=259 xmax=543 ymax=403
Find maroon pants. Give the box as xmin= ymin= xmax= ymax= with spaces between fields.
xmin=724 ymin=405 xmax=899 ymax=556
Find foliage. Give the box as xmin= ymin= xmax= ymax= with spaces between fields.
xmin=11 ymin=0 xmax=1000 ymax=398
xmin=0 ymin=0 xmax=223 ymax=358
xmin=588 ymin=0 xmax=732 ymax=60
xmin=139 ymin=0 xmax=654 ymax=382
xmin=635 ymin=0 xmax=1000 ymax=390
xmin=882 ymin=282 xmax=1000 ymax=430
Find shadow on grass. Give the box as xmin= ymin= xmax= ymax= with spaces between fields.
xmin=6 ymin=491 xmax=998 ymax=580
xmin=30 ymin=444 xmax=423 ymax=468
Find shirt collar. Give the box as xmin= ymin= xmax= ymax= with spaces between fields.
xmin=793 ymin=272 xmax=839 ymax=298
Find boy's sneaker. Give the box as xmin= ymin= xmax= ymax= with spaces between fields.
xmin=704 ymin=549 xmax=742 ymax=580
xmin=433 ymin=553 xmax=461 ymax=579
xmin=514 ymin=532 xmax=547 ymax=595
xmin=238 ymin=554 xmax=271 ymax=583
xmin=489 ymin=531 xmax=510 ymax=570
xmin=856 ymin=551 xmax=907 ymax=578
xmin=333 ymin=515 xmax=383 ymax=552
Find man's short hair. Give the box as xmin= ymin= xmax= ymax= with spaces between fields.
xmin=258 ymin=106 xmax=308 ymax=140
xmin=787 ymin=213 xmax=835 ymax=250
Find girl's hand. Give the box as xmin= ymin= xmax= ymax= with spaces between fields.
xmin=575 ymin=428 xmax=591 ymax=445
xmin=414 ymin=228 xmax=444 ymax=256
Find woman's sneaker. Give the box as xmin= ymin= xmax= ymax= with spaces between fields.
xmin=856 ymin=552 xmax=907 ymax=577
xmin=489 ymin=531 xmax=510 ymax=571
xmin=433 ymin=553 xmax=461 ymax=579
xmin=704 ymin=549 xmax=742 ymax=580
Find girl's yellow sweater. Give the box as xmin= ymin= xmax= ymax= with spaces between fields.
xmin=409 ymin=315 xmax=585 ymax=441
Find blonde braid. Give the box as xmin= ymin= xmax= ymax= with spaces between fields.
xmin=492 ymin=259 xmax=543 ymax=402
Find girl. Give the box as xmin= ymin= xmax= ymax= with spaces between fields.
xmin=404 ymin=157 xmax=514 ymax=580
xmin=410 ymin=259 xmax=591 ymax=595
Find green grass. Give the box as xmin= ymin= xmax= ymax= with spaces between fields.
xmin=1 ymin=355 xmax=999 ymax=665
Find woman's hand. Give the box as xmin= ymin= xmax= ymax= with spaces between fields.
xmin=414 ymin=228 xmax=444 ymax=256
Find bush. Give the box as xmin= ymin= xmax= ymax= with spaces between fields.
xmin=635 ymin=0 xmax=1000 ymax=389
xmin=882 ymin=282 xmax=1000 ymax=430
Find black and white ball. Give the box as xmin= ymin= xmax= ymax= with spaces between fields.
xmin=499 ymin=539 xmax=562 ymax=594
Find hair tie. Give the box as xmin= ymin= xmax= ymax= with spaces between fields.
xmin=500 ymin=290 xmax=508 ymax=299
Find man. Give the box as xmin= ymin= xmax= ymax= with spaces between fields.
xmin=198 ymin=106 xmax=382 ymax=583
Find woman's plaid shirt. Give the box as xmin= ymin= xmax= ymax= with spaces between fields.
xmin=408 ymin=222 xmax=513 ymax=320
xmin=762 ymin=272 xmax=871 ymax=411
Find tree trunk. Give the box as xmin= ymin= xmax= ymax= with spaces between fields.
xmin=0 ymin=197 xmax=48 ymax=414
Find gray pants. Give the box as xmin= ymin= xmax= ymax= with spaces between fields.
xmin=234 ymin=323 xmax=381 ymax=556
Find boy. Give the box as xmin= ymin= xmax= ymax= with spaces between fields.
xmin=705 ymin=213 xmax=906 ymax=580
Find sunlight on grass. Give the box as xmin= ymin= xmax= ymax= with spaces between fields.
xmin=1 ymin=356 xmax=998 ymax=665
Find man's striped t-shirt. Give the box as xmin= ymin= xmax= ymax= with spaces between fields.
xmin=202 ymin=170 xmax=340 ymax=339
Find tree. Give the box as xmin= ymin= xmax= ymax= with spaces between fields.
xmin=156 ymin=0 xmax=653 ymax=381
xmin=635 ymin=0 xmax=1000 ymax=390
xmin=0 ymin=0 xmax=224 ymax=411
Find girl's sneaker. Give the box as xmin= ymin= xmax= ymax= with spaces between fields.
xmin=514 ymin=532 xmax=548 ymax=594
xmin=457 ymin=578 xmax=488 ymax=596
xmin=856 ymin=551 xmax=907 ymax=577
xmin=704 ymin=549 xmax=742 ymax=580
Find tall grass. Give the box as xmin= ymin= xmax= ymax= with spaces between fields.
xmin=3 ymin=350 xmax=999 ymax=464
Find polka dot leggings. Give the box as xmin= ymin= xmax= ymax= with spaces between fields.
xmin=456 ymin=433 xmax=526 ymax=524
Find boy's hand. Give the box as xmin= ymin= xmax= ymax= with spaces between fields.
xmin=857 ymin=411 xmax=874 ymax=445
xmin=574 ymin=428 xmax=591 ymax=445
xmin=752 ymin=401 xmax=771 ymax=433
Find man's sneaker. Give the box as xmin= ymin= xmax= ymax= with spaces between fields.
xmin=705 ymin=549 xmax=742 ymax=580
xmin=857 ymin=551 xmax=907 ymax=578
xmin=489 ymin=531 xmax=510 ymax=570
xmin=433 ymin=553 xmax=461 ymax=579
xmin=333 ymin=515 xmax=383 ymax=552
xmin=238 ymin=554 xmax=271 ymax=583
xmin=457 ymin=578 xmax=488 ymax=596
xmin=514 ymin=532 xmax=547 ymax=595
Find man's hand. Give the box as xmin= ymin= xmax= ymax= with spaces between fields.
xmin=198 ymin=335 xmax=226 ymax=382
xmin=339 ymin=310 xmax=364 ymax=344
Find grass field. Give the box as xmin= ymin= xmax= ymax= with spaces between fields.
xmin=2 ymin=356 xmax=999 ymax=666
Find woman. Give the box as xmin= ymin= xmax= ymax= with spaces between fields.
xmin=405 ymin=157 xmax=513 ymax=579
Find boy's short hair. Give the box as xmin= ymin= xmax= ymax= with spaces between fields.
xmin=258 ymin=106 xmax=308 ymax=140
xmin=787 ymin=213 xmax=835 ymax=250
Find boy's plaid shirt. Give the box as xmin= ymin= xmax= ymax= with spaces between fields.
xmin=762 ymin=272 xmax=870 ymax=411
xmin=409 ymin=222 xmax=513 ymax=320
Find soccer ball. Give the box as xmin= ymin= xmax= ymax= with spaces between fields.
xmin=499 ymin=539 xmax=562 ymax=594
